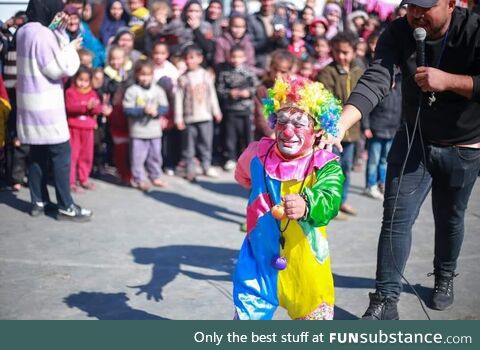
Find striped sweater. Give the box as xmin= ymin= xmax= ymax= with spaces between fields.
xmin=16 ymin=22 xmax=80 ymax=145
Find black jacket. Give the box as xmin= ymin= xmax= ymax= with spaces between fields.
xmin=347 ymin=7 xmax=480 ymax=145
xmin=361 ymin=72 xmax=402 ymax=139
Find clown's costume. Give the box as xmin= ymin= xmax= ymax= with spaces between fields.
xmin=233 ymin=78 xmax=345 ymax=320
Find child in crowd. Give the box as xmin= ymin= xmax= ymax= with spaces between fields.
xmin=233 ymin=77 xmax=344 ymax=320
xmin=78 ymin=48 xmax=94 ymax=68
xmin=127 ymin=0 xmax=150 ymax=50
xmin=175 ymin=44 xmax=222 ymax=182
xmin=111 ymin=27 xmax=145 ymax=65
xmin=109 ymin=83 xmax=132 ymax=185
xmin=103 ymin=45 xmax=129 ymax=100
xmin=216 ymin=45 xmax=259 ymax=171
xmin=65 ymin=66 xmax=103 ymax=192
xmin=100 ymin=0 xmax=130 ymax=47
xmin=144 ymin=0 xmax=169 ymax=54
xmin=123 ymin=59 xmax=169 ymax=190
xmin=317 ymin=32 xmax=364 ymax=219
xmin=323 ymin=2 xmax=342 ymax=39
xmin=230 ymin=0 xmax=247 ymax=15
xmin=298 ymin=56 xmax=315 ymax=80
xmin=151 ymin=41 xmax=180 ymax=175
xmin=312 ymin=36 xmax=332 ymax=75
xmin=355 ymin=38 xmax=368 ymax=69
xmin=253 ymin=49 xmax=295 ymax=141
xmin=91 ymin=68 xmax=113 ymax=175
xmin=287 ymin=21 xmax=307 ymax=59
xmin=214 ymin=12 xmax=255 ymax=72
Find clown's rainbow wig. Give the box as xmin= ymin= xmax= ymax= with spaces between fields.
xmin=262 ymin=77 xmax=342 ymax=137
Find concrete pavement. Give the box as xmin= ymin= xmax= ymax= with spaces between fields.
xmin=0 ymin=167 xmax=479 ymax=320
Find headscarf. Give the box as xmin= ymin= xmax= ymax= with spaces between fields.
xmin=100 ymin=0 xmax=130 ymax=46
xmin=181 ymin=0 xmax=203 ymax=23
xmin=26 ymin=0 xmax=64 ymax=26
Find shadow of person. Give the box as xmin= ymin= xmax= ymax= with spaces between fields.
xmin=64 ymin=292 xmax=169 ymax=320
xmin=0 ymin=190 xmax=31 ymax=214
xmin=333 ymin=273 xmax=433 ymax=306
xmin=195 ymin=180 xmax=249 ymax=199
xmin=129 ymin=245 xmax=238 ymax=302
xmin=146 ymin=191 xmax=244 ymax=225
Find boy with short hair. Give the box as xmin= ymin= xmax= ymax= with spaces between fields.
xmin=175 ymin=44 xmax=222 ymax=182
xmin=216 ymin=45 xmax=259 ymax=171
xmin=317 ymin=32 xmax=364 ymax=218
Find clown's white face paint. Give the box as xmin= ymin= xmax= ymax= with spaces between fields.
xmin=275 ymin=108 xmax=316 ymax=159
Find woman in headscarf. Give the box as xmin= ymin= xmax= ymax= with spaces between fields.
xmin=180 ymin=0 xmax=215 ymax=66
xmin=100 ymin=0 xmax=130 ymax=46
xmin=16 ymin=0 xmax=93 ymax=221
xmin=65 ymin=4 xmax=106 ymax=67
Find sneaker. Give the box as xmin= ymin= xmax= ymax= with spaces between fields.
xmin=164 ymin=168 xmax=175 ymax=176
xmin=361 ymin=292 xmax=399 ymax=320
xmin=30 ymin=202 xmax=45 ymax=217
xmin=428 ymin=271 xmax=458 ymax=311
xmin=224 ymin=160 xmax=237 ymax=171
xmin=204 ymin=167 xmax=219 ymax=178
xmin=12 ymin=183 xmax=22 ymax=192
xmin=364 ymin=185 xmax=384 ymax=200
xmin=340 ymin=203 xmax=358 ymax=216
xmin=57 ymin=204 xmax=92 ymax=222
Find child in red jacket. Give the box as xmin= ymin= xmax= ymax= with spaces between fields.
xmin=65 ymin=66 xmax=103 ymax=192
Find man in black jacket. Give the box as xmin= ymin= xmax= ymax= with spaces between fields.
xmin=331 ymin=0 xmax=480 ymax=319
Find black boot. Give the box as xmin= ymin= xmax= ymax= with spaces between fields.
xmin=429 ymin=271 xmax=457 ymax=311
xmin=361 ymin=292 xmax=399 ymax=320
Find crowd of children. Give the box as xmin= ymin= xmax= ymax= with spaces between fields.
xmin=0 ymin=0 xmax=407 ymax=211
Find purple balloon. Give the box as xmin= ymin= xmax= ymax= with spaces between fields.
xmin=272 ymin=256 xmax=287 ymax=270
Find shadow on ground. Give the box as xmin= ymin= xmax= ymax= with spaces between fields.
xmin=63 ymin=245 xmax=432 ymax=320
xmin=64 ymin=292 xmax=169 ymax=320
xmin=147 ymin=190 xmax=245 ymax=225
xmin=0 ymin=190 xmax=31 ymax=214
xmin=195 ymin=180 xmax=248 ymax=199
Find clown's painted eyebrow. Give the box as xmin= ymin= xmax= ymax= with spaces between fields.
xmin=277 ymin=110 xmax=310 ymax=126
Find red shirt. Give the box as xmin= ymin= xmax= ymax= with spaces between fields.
xmin=65 ymin=86 xmax=102 ymax=130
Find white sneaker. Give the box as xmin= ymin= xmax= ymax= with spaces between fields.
xmin=364 ymin=185 xmax=384 ymax=200
xmin=204 ymin=167 xmax=219 ymax=178
xmin=224 ymin=160 xmax=237 ymax=171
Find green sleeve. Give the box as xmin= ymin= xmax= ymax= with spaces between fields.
xmin=301 ymin=160 xmax=345 ymax=227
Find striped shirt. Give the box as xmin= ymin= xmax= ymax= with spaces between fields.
xmin=16 ymin=22 xmax=80 ymax=145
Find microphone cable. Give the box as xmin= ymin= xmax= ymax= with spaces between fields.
xmin=387 ymin=92 xmax=431 ymax=320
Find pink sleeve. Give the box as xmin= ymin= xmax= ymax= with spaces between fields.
xmin=234 ymin=141 xmax=258 ymax=189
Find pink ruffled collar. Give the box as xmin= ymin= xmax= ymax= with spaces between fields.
xmin=257 ymin=138 xmax=338 ymax=181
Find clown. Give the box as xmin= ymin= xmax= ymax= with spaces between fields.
xmin=233 ymin=77 xmax=345 ymax=320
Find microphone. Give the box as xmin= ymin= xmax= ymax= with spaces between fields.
xmin=413 ymin=27 xmax=427 ymax=67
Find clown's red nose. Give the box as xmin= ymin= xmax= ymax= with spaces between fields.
xmin=283 ymin=127 xmax=294 ymax=138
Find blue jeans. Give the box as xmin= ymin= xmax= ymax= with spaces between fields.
xmin=366 ymin=137 xmax=393 ymax=188
xmin=334 ymin=142 xmax=355 ymax=204
xmin=375 ymin=127 xmax=480 ymax=298
xmin=28 ymin=141 xmax=74 ymax=210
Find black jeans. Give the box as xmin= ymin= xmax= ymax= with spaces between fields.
xmin=28 ymin=141 xmax=73 ymax=210
xmin=375 ymin=126 xmax=480 ymax=298
xmin=224 ymin=113 xmax=252 ymax=161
